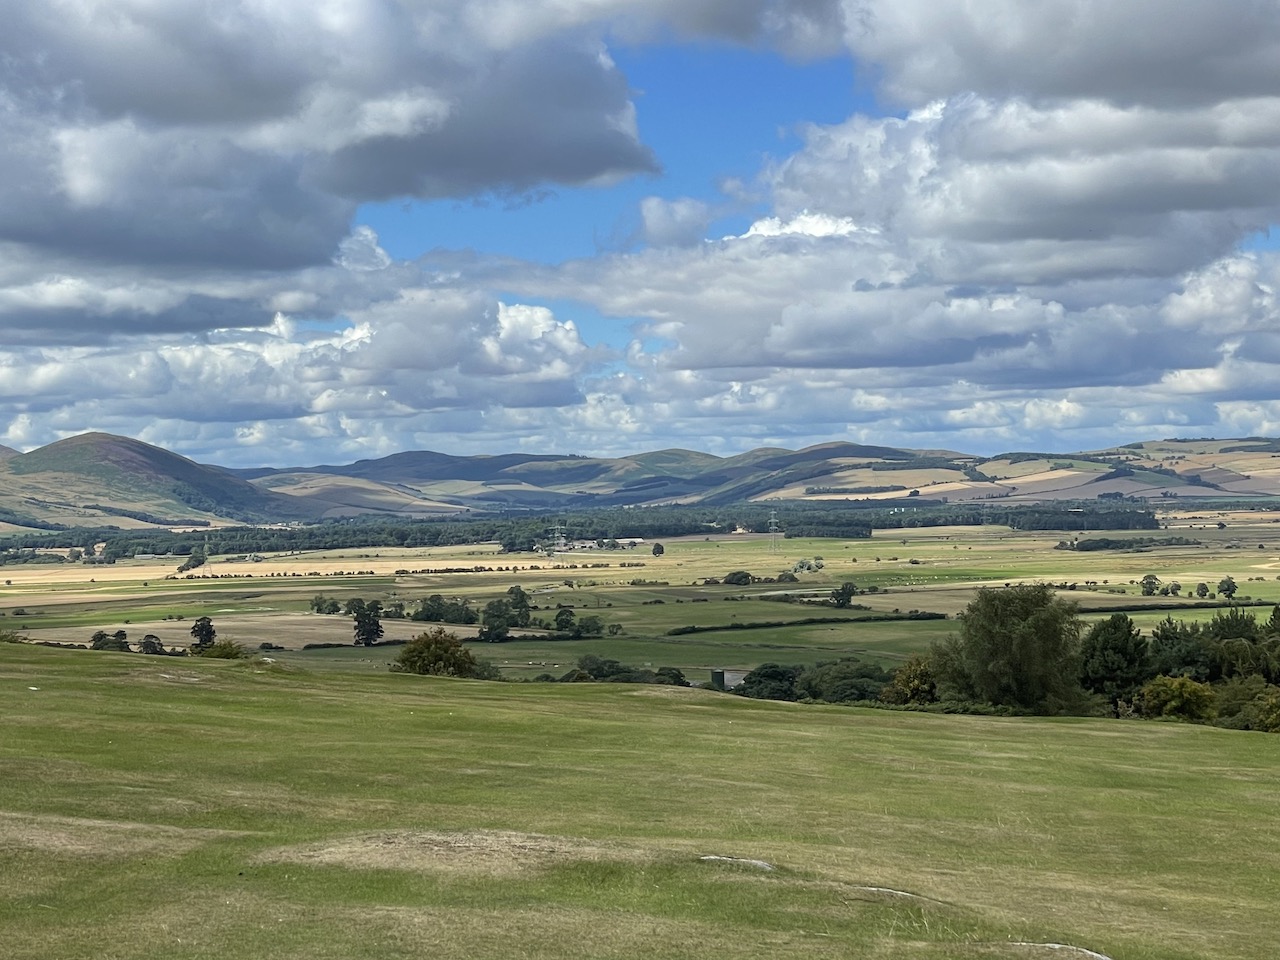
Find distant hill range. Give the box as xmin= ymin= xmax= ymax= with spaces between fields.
xmin=4 ymin=432 xmax=1280 ymax=531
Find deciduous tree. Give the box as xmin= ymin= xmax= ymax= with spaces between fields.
xmin=189 ymin=617 xmax=216 ymax=653
xmin=138 ymin=635 xmax=165 ymax=655
xmin=878 ymin=655 xmax=937 ymax=706
xmin=347 ymin=599 xmax=384 ymax=646
xmin=931 ymin=584 xmax=1086 ymax=713
xmin=478 ymin=599 xmax=512 ymax=642
xmin=737 ymin=663 xmax=803 ymax=701
xmin=1138 ymin=675 xmax=1216 ymax=722
xmin=505 ymin=586 xmax=532 ymax=627
xmin=392 ymin=628 xmax=493 ymax=678
xmin=91 ymin=630 xmax=130 ymax=652
xmin=829 ymin=582 xmax=858 ymax=608
xmin=310 ymin=594 xmax=341 ymax=614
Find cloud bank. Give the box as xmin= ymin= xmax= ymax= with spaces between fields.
xmin=2 ymin=0 xmax=1278 ymax=464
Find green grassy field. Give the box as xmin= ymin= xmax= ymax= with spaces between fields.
xmin=8 ymin=523 xmax=1280 ymax=679
xmin=3 ymin=643 xmax=1278 ymax=959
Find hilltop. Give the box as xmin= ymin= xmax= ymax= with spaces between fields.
xmin=5 ymin=432 xmax=1280 ymax=530
xmin=0 ymin=432 xmax=318 ymax=530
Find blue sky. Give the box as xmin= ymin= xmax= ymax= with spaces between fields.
xmin=3 ymin=1 xmax=1280 ymax=466
xmin=357 ymin=44 xmax=871 ymax=265
xmin=354 ymin=42 xmax=873 ymax=356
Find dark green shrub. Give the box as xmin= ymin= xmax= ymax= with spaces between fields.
xmin=1138 ymin=675 xmax=1216 ymax=722
xmin=392 ymin=627 xmax=496 ymax=679
xmin=198 ymin=639 xmax=248 ymax=659
xmin=879 ymin=655 xmax=937 ymax=705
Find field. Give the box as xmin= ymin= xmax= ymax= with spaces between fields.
xmin=5 ymin=513 xmax=1280 ymax=957
xmin=6 ymin=513 xmax=1280 ymax=679
xmin=3 ymin=644 xmax=1279 ymax=960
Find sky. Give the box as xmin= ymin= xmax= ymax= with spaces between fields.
xmin=3 ymin=1 xmax=1280 ymax=468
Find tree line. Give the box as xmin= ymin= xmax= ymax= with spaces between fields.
xmin=734 ymin=583 xmax=1280 ymax=732
xmin=0 ymin=502 xmax=1174 ymax=564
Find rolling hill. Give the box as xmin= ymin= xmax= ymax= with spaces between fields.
xmin=0 ymin=432 xmax=319 ymax=529
xmin=6 ymin=432 xmax=1280 ymax=530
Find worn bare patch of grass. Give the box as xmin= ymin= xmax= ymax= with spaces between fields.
xmin=0 ymin=810 xmax=244 ymax=858
xmin=260 ymin=829 xmax=656 ymax=877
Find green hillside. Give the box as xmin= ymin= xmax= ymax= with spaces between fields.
xmin=10 ymin=432 xmax=1280 ymax=529
xmin=1 ymin=433 xmax=316 ymax=524
xmin=2 ymin=644 xmax=1277 ymax=959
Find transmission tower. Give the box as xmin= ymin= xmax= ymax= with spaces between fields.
xmin=543 ymin=520 xmax=567 ymax=560
xmin=768 ymin=510 xmax=781 ymax=553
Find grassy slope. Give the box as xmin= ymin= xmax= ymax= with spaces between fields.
xmin=3 ymin=644 xmax=1279 ymax=960
xmin=0 ymin=433 xmax=315 ymax=524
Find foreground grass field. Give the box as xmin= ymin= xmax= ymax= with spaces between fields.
xmin=4 ymin=644 xmax=1279 ymax=959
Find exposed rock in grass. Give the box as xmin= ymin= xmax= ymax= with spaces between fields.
xmin=843 ymin=884 xmax=949 ymax=904
xmin=1007 ymin=943 xmax=1114 ymax=960
xmin=698 ymin=854 xmax=775 ymax=870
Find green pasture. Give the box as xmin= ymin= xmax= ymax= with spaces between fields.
xmin=275 ymin=617 xmax=958 ymax=679
xmin=3 ymin=644 xmax=1279 ymax=959
xmin=6 ymin=522 xmax=1280 ymax=681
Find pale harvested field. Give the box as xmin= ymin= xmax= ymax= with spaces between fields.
xmin=19 ymin=610 xmax=478 ymax=650
xmin=999 ymin=468 xmax=1088 ymax=490
xmin=0 ymin=544 xmax=515 ymax=588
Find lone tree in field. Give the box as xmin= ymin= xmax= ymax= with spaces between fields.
xmin=1218 ymin=576 xmax=1238 ymax=599
xmin=478 ymin=599 xmax=512 ymax=642
xmin=346 ymin=599 xmax=384 ymax=646
xmin=138 ymin=635 xmax=165 ymax=655
xmin=189 ymin=617 xmax=216 ymax=653
xmin=830 ymin=582 xmax=858 ymax=608
xmin=505 ymin=585 xmax=532 ymax=627
xmin=931 ymin=583 xmax=1086 ymax=714
xmin=554 ymin=607 xmax=577 ymax=634
xmin=651 ymin=542 xmax=664 ymax=557
xmin=392 ymin=627 xmax=490 ymax=678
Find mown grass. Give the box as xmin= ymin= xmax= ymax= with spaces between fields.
xmin=3 ymin=643 xmax=1279 ymax=959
